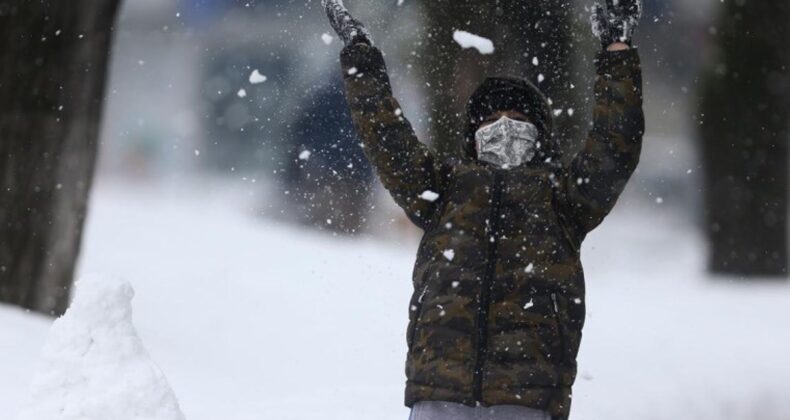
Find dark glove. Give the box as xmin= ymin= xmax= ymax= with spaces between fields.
xmin=321 ymin=0 xmax=374 ymax=46
xmin=590 ymin=0 xmax=642 ymax=49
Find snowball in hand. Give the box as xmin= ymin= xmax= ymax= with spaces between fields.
xmin=16 ymin=276 xmax=185 ymax=420
xmin=453 ymin=30 xmax=494 ymax=55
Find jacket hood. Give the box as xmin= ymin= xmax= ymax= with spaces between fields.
xmin=462 ymin=76 xmax=558 ymax=165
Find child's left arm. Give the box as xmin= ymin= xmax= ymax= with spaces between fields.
xmin=561 ymin=47 xmax=644 ymax=236
xmin=557 ymin=0 xmax=644 ymax=238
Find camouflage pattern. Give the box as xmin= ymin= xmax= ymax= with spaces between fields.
xmin=339 ymin=44 xmax=644 ymax=420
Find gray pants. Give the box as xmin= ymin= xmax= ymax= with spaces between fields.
xmin=408 ymin=401 xmax=551 ymax=420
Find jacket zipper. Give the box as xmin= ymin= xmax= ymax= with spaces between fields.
xmin=472 ymin=170 xmax=505 ymax=403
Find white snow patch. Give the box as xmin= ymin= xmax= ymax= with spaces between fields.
xmin=4 ymin=180 xmax=790 ymax=420
xmin=419 ymin=190 xmax=439 ymax=202
xmin=452 ymin=30 xmax=494 ymax=55
xmin=442 ymin=249 xmax=455 ymax=261
xmin=16 ymin=276 xmax=184 ymax=420
xmin=523 ymin=299 xmax=534 ymax=310
xmin=248 ymin=69 xmax=267 ymax=84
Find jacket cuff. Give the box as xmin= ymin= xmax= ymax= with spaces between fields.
xmin=339 ymin=43 xmax=392 ymax=96
xmin=594 ymin=48 xmax=641 ymax=80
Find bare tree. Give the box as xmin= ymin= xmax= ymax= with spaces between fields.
xmin=698 ymin=0 xmax=790 ymax=277
xmin=0 ymin=0 xmax=121 ymax=315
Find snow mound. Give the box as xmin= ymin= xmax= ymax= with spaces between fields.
xmin=17 ymin=276 xmax=185 ymax=420
xmin=452 ymin=30 xmax=494 ymax=54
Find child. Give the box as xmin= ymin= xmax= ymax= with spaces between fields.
xmin=322 ymin=1 xmax=644 ymax=419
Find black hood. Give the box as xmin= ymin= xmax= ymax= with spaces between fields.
xmin=462 ymin=76 xmax=558 ymax=164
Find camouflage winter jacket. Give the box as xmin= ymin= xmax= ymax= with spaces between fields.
xmin=339 ymin=43 xmax=644 ymax=420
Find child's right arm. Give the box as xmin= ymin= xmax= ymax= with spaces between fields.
xmin=323 ymin=1 xmax=449 ymax=230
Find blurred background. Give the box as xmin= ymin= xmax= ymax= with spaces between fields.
xmin=1 ymin=0 xmax=789 ymax=419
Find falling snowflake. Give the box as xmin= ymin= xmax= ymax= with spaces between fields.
xmin=452 ymin=30 xmax=495 ymax=55
xmin=249 ymin=69 xmax=267 ymax=84
xmin=419 ymin=190 xmax=440 ymax=202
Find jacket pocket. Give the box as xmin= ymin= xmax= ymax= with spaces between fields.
xmin=407 ymin=276 xmax=432 ymax=350
xmin=549 ymin=293 xmax=568 ymax=364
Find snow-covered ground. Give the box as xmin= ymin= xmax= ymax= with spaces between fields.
xmin=2 ymin=179 xmax=789 ymax=420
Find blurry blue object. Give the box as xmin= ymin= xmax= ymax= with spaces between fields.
xmin=290 ymin=75 xmax=373 ymax=182
xmin=642 ymin=0 xmax=669 ymax=17
xmin=178 ymin=0 xmax=237 ymax=26
xmin=281 ymin=74 xmax=375 ymax=234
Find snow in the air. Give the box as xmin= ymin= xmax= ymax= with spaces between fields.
xmin=524 ymin=263 xmax=534 ymax=273
xmin=321 ymin=33 xmax=334 ymax=45
xmin=237 ymin=88 xmax=247 ymax=98
xmin=442 ymin=249 xmax=455 ymax=261
xmin=452 ymin=30 xmax=495 ymax=55
xmin=298 ymin=150 xmax=312 ymax=160
xmin=418 ymin=190 xmax=440 ymax=202
xmin=16 ymin=276 xmax=184 ymax=420
xmin=248 ymin=69 xmax=267 ymax=84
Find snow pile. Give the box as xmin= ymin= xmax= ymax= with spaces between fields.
xmin=16 ymin=276 xmax=184 ymax=420
xmin=453 ymin=30 xmax=494 ymax=54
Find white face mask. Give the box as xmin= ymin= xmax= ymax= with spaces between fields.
xmin=474 ymin=116 xmax=539 ymax=169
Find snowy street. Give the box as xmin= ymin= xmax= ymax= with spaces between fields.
xmin=2 ymin=180 xmax=789 ymax=420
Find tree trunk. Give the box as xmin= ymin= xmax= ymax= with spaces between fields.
xmin=698 ymin=0 xmax=790 ymax=277
xmin=0 ymin=0 xmax=121 ymax=315
xmin=416 ymin=0 xmax=584 ymax=159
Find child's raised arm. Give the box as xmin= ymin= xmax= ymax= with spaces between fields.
xmin=560 ymin=0 xmax=645 ymax=237
xmin=323 ymin=1 xmax=450 ymax=230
